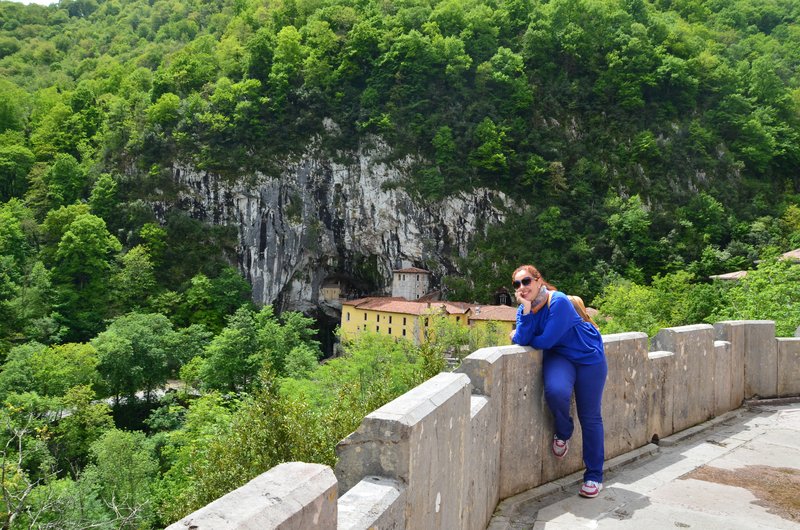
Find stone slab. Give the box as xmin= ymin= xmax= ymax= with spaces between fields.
xmin=652 ymin=324 xmax=715 ymax=432
xmin=776 ymin=338 xmax=800 ymax=396
xmin=714 ymin=321 xmax=746 ymax=408
xmin=645 ymin=350 xmax=674 ymax=441
xmin=497 ymin=346 xmax=547 ymax=498
xmin=165 ymin=462 xmax=337 ymax=530
xmin=457 ymin=346 xmax=505 ymax=530
xmin=460 ymin=396 xmax=499 ymax=530
xmin=716 ymin=320 xmax=777 ymax=399
xmin=337 ymin=476 xmax=404 ymax=530
xmin=713 ymin=340 xmax=733 ymax=416
xmin=602 ymin=332 xmax=650 ymax=459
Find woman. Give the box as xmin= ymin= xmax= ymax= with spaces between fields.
xmin=509 ymin=265 xmax=607 ymax=498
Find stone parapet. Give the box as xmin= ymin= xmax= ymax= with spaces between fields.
xmin=334 ymin=372 xmax=471 ymax=530
xmin=169 ymin=320 xmax=800 ymax=529
xmin=164 ymin=462 xmax=337 ymax=530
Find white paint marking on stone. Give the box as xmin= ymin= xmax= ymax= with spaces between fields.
xmin=435 ymin=492 xmax=441 ymax=513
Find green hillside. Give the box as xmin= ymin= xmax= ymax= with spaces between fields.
xmin=0 ymin=0 xmax=799 ymax=526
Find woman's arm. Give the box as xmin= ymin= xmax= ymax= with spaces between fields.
xmin=511 ymin=305 xmax=535 ymax=345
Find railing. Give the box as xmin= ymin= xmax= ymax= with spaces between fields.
xmin=166 ymin=320 xmax=800 ymax=529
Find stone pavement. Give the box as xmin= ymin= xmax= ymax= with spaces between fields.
xmin=488 ymin=400 xmax=800 ymax=529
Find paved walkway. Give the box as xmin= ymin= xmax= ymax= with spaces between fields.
xmin=488 ymin=400 xmax=800 ymax=529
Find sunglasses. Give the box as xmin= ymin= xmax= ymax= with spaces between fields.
xmin=512 ymin=276 xmax=538 ymax=289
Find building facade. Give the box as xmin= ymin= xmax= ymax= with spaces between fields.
xmin=340 ymin=297 xmax=515 ymax=345
xmin=391 ymin=267 xmax=431 ymax=300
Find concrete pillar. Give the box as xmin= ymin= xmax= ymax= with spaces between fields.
xmin=165 ymin=463 xmax=337 ymax=530
xmin=602 ymin=332 xmax=650 ymax=459
xmin=334 ymin=372 xmax=471 ymax=530
xmin=715 ymin=320 xmax=777 ymax=399
xmin=457 ymin=347 xmax=505 ymax=530
xmin=777 ymin=338 xmax=800 ymax=396
xmin=713 ymin=322 xmax=746 ymax=408
xmin=646 ymin=351 xmax=675 ymax=442
xmin=493 ymin=345 xmax=548 ymax=498
xmin=714 ymin=340 xmax=733 ymax=416
xmin=338 ymin=477 xmax=405 ymax=530
xmin=652 ymin=325 xmax=715 ymax=432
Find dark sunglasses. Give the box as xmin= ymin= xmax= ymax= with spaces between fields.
xmin=512 ymin=276 xmax=537 ymax=289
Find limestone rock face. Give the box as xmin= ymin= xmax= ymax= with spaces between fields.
xmin=169 ymin=142 xmax=514 ymax=311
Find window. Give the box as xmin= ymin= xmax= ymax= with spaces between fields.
xmin=346 ymin=312 xmax=350 ymax=321
xmin=364 ymin=313 xmax=367 ymax=321
xmin=424 ymin=318 xmax=429 ymax=326
xmin=416 ymin=274 xmax=419 ymax=280
xmin=376 ymin=326 xmax=380 ymax=332
xmin=403 ymin=317 xmax=407 ymax=325
xmin=377 ymin=314 xmax=380 ymax=322
xmin=389 ymin=315 xmax=392 ymax=324
xmin=456 ymin=316 xmax=460 ymax=322
xmin=388 ymin=327 xmax=392 ymax=334
xmin=402 ymin=329 xmax=406 ymax=336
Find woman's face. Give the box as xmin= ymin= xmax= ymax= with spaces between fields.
xmin=513 ymin=269 xmax=540 ymax=302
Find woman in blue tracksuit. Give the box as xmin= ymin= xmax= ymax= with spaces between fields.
xmin=510 ymin=264 xmax=607 ymax=498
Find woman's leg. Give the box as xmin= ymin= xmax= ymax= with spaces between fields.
xmin=574 ymin=358 xmax=608 ymax=482
xmin=542 ymin=353 xmax=576 ymax=441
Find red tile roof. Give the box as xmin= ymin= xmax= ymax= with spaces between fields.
xmin=781 ymin=248 xmax=800 ymax=262
xmin=467 ymin=305 xmax=517 ymax=322
xmin=393 ymin=267 xmax=431 ymax=274
xmin=342 ymin=297 xmax=474 ymax=316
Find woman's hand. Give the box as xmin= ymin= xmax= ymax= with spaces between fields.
xmin=516 ymin=291 xmax=532 ymax=315
xmin=509 ymin=329 xmax=516 ymax=342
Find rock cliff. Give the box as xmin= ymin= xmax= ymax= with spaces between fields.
xmin=170 ymin=139 xmax=514 ymax=312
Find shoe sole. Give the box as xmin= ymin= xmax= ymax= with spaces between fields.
xmin=552 ymin=441 xmax=568 ymax=459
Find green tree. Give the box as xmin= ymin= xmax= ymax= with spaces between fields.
xmin=51 ymin=213 xmax=121 ymax=340
xmin=53 ymin=384 xmax=114 ymax=472
xmin=92 ymin=312 xmax=176 ymax=403
xmin=0 ymin=144 xmax=35 ymax=201
xmin=82 ymin=429 xmax=158 ymax=528
xmin=113 ymin=245 xmax=158 ymax=313
xmin=88 ymin=172 xmax=117 ymax=221
xmin=200 ymin=306 xmax=263 ymax=392
xmin=711 ymin=258 xmax=800 ymax=336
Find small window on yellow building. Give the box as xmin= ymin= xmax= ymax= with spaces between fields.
xmin=402 ymin=329 xmax=406 ymax=336
xmin=389 ymin=315 xmax=392 ymax=324
xmin=346 ymin=312 xmax=350 ymax=321
xmin=388 ymin=327 xmax=392 ymax=334
xmin=364 ymin=313 xmax=367 ymax=321
xmin=376 ymin=326 xmax=380 ymax=332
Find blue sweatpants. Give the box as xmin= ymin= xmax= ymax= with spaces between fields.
xmin=542 ymin=352 xmax=607 ymax=483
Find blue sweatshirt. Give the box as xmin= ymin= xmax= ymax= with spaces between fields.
xmin=512 ymin=290 xmax=605 ymax=365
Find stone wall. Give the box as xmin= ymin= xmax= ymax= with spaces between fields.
xmin=166 ymin=320 xmax=800 ymax=530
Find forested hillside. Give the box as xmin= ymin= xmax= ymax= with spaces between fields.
xmin=0 ymin=0 xmax=799 ymax=526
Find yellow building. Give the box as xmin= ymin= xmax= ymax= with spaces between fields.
xmin=340 ymin=297 xmax=516 ymax=345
